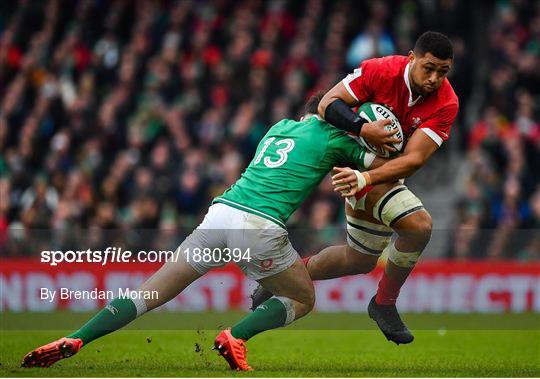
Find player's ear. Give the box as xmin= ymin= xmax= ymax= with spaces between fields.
xmin=408 ymin=50 xmax=415 ymax=63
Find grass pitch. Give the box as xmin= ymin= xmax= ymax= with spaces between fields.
xmin=1 ymin=311 xmax=539 ymax=377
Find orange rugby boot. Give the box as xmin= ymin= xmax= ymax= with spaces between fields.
xmin=21 ymin=337 xmax=83 ymax=368
xmin=213 ymin=328 xmax=253 ymax=371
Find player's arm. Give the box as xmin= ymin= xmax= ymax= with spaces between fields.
xmin=330 ymin=129 xmax=389 ymax=171
xmin=369 ymin=156 xmax=388 ymax=169
xmin=319 ymin=82 xmax=400 ymax=152
xmin=368 ymin=130 xmax=438 ymax=183
xmin=333 ymin=130 xmax=438 ymax=196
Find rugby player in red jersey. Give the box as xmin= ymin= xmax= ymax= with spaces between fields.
xmin=251 ymin=31 xmax=459 ymax=345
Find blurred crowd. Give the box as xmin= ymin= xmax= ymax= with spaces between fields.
xmin=449 ymin=0 xmax=540 ymax=260
xmin=0 ymin=0 xmax=538 ymax=259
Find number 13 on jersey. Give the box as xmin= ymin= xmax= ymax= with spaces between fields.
xmin=254 ymin=137 xmax=296 ymax=168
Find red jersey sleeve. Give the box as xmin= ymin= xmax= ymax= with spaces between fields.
xmin=419 ymin=103 xmax=458 ymax=146
xmin=341 ymin=58 xmax=381 ymax=103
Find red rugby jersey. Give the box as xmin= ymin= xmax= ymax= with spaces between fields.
xmin=342 ymin=55 xmax=459 ymax=147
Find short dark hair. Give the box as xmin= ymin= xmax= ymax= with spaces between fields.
xmin=414 ymin=31 xmax=453 ymax=60
xmin=304 ymin=90 xmax=326 ymax=115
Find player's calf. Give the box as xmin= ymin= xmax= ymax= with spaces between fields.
xmin=250 ymin=285 xmax=273 ymax=311
xmin=216 ymin=288 xmax=314 ymax=371
xmin=369 ymin=237 xmax=420 ymax=344
xmin=365 ymin=187 xmax=432 ymax=344
xmin=256 ymin=258 xmax=315 ymax=319
xmin=250 ymin=244 xmax=379 ymax=310
xmin=308 ymin=244 xmax=379 ymax=279
xmin=369 ymin=240 xmax=420 ymax=344
xmin=218 ymin=259 xmax=314 ymax=371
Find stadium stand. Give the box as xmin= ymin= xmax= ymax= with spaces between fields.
xmin=0 ymin=0 xmax=538 ymax=259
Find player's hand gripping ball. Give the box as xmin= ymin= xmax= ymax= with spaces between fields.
xmin=358 ymin=102 xmax=403 ymax=158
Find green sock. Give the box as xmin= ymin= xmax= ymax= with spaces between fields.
xmin=231 ymin=297 xmax=293 ymax=341
xmin=66 ymin=298 xmax=141 ymax=345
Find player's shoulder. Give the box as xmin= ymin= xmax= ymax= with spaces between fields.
xmin=268 ymin=117 xmax=298 ymax=131
xmin=362 ymin=55 xmax=407 ymax=78
xmin=306 ymin=115 xmax=337 ymax=135
xmin=276 ymin=115 xmax=334 ymax=136
xmin=303 ymin=115 xmax=352 ymax=144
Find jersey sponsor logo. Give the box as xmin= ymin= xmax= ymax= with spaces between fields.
xmin=259 ymin=258 xmax=274 ymax=272
xmin=412 ymin=116 xmax=422 ymax=126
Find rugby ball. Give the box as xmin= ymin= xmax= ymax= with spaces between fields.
xmin=357 ymin=102 xmax=403 ymax=158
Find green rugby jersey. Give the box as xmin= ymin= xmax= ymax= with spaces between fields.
xmin=213 ymin=115 xmax=369 ymax=228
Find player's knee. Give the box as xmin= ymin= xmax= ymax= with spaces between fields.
xmin=305 ymin=290 xmax=316 ymax=312
xmin=419 ymin=211 xmax=433 ymax=232
xmin=293 ymin=292 xmax=315 ymax=319
xmin=395 ymin=211 xmax=432 ymax=251
xmin=413 ymin=211 xmax=432 ymax=246
xmin=304 ymin=284 xmax=316 ymax=310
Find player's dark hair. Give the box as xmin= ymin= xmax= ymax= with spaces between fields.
xmin=414 ymin=31 xmax=453 ymax=60
xmin=304 ymin=90 xmax=326 ymax=115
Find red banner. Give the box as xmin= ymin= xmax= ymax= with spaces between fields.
xmin=1 ymin=259 xmax=539 ymax=313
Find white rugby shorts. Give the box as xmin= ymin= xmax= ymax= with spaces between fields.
xmin=176 ymin=203 xmax=299 ymax=280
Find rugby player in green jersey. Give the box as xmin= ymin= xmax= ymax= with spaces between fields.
xmin=21 ymin=93 xmax=391 ymax=371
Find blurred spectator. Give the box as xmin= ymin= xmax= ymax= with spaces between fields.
xmin=346 ymin=22 xmax=395 ymax=68
xmin=449 ymin=0 xmax=540 ymax=260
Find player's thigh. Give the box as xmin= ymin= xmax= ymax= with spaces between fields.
xmin=140 ymin=204 xmax=234 ymax=309
xmin=140 ymin=205 xmax=233 ymax=310
xmin=228 ymin=211 xmax=314 ymax=305
xmin=362 ymin=182 xmax=404 ymax=219
xmin=137 ymin=204 xmax=234 ymax=310
xmin=231 ymin=212 xmax=302 ymax=283
xmin=174 ymin=203 xmax=231 ymax=276
xmin=344 ymin=200 xmax=392 ymax=268
xmin=257 ymin=258 xmax=314 ymax=307
xmin=362 ymin=182 xmax=425 ymax=229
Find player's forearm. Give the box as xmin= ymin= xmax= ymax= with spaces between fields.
xmin=368 ymin=156 xmax=388 ymax=169
xmin=317 ymin=83 xmax=364 ymax=135
xmin=322 ymin=99 xmax=366 ymax=135
xmin=367 ymin=154 xmax=424 ymax=185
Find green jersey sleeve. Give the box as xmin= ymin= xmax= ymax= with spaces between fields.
xmin=325 ymin=130 xmax=369 ymax=169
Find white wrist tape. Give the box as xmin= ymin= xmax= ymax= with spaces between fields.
xmin=354 ymin=170 xmax=367 ymax=190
